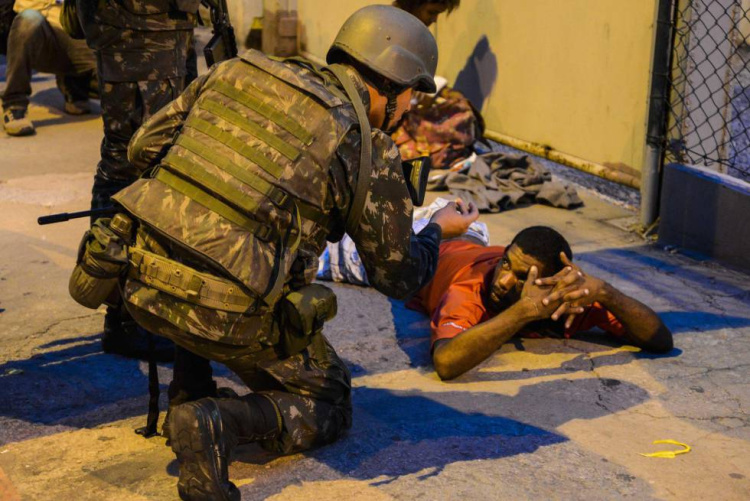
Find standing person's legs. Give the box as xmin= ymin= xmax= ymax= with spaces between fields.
xmin=94 ymin=78 xmax=184 ymax=358
xmin=91 ymin=77 xmax=183 ymax=210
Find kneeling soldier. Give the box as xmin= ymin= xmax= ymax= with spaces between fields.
xmin=71 ymin=5 xmax=478 ymax=500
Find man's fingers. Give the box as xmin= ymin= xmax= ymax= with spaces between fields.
xmin=535 ymin=266 xmax=572 ymax=286
xmin=542 ymin=284 xmax=579 ymax=305
xmin=551 ymin=303 xmax=569 ymax=321
xmin=565 ymin=313 xmax=577 ymax=330
xmin=536 ymin=276 xmax=561 ymax=286
xmin=560 ymin=252 xmax=574 ymax=267
xmin=527 ymin=265 xmax=539 ymax=286
xmin=463 ymin=204 xmax=479 ymax=223
xmin=562 ymin=288 xmax=589 ymax=303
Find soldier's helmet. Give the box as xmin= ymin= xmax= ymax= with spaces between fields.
xmin=327 ymin=5 xmax=438 ymax=93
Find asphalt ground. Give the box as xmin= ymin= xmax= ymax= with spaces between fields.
xmin=1 ymin=58 xmax=750 ymax=501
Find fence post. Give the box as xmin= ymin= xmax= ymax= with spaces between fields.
xmin=641 ymin=0 xmax=677 ymax=228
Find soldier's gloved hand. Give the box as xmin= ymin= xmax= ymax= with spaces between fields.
xmin=429 ymin=199 xmax=479 ymax=239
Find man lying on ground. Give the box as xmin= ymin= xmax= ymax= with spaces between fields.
xmin=408 ymin=226 xmax=674 ymax=380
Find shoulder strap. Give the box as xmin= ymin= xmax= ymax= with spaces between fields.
xmin=327 ymin=64 xmax=372 ymax=234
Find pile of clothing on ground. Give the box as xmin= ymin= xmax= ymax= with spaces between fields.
xmin=427 ymin=151 xmax=583 ymax=212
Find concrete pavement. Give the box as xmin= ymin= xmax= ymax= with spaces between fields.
xmin=1 ymin=69 xmax=749 ymax=501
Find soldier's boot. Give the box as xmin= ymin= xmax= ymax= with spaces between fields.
xmin=3 ymin=106 xmax=35 ymax=136
xmin=163 ymin=387 xmax=239 ymax=446
xmin=64 ymin=100 xmax=92 ymax=115
xmin=170 ymin=395 xmax=281 ymax=501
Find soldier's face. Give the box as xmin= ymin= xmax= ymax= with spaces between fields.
xmin=384 ymin=88 xmax=413 ymax=131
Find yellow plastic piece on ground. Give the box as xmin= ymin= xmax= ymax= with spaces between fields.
xmin=639 ymin=439 xmax=691 ymax=458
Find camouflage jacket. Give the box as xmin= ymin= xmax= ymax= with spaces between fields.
xmin=125 ymin=55 xmax=441 ymax=308
xmin=79 ymin=0 xmax=197 ymax=81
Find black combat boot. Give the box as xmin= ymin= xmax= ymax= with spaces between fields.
xmin=163 ymin=386 xmax=239 ymax=445
xmin=170 ymin=396 xmax=281 ymax=501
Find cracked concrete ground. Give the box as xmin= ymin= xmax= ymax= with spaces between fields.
xmin=1 ymin=65 xmax=750 ymax=501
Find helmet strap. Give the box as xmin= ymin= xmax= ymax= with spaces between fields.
xmin=382 ymin=92 xmax=400 ymax=131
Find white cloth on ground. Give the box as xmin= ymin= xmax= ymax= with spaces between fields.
xmin=317 ymin=197 xmax=490 ymax=286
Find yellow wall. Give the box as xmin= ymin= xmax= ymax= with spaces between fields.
xmin=297 ymin=0 xmax=658 ymax=175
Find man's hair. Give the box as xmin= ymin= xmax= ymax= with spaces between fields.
xmin=509 ymin=226 xmax=573 ymax=276
xmin=395 ymin=0 xmax=461 ymax=14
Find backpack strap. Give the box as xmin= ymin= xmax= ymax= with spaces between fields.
xmin=327 ymin=65 xmax=372 ymax=234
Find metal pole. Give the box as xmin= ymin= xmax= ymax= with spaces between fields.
xmin=641 ymin=0 xmax=678 ymax=227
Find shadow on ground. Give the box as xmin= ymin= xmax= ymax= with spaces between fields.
xmin=230 ymin=376 xmax=649 ymax=498
xmin=0 ymin=334 xmax=151 ymax=445
xmin=0 ymin=332 xmax=241 ymax=445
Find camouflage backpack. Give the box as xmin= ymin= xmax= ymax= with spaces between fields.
xmin=112 ymin=51 xmax=367 ymax=345
xmin=391 ymin=85 xmax=485 ymax=170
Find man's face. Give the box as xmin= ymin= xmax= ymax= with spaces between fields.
xmin=488 ymin=244 xmax=546 ymax=309
xmin=412 ymin=2 xmax=449 ymax=26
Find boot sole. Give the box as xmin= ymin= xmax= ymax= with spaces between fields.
xmin=170 ymin=403 xmax=240 ymax=501
xmin=4 ymin=127 xmax=35 ymax=137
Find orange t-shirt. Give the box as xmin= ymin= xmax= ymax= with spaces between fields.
xmin=408 ymin=240 xmax=626 ymax=346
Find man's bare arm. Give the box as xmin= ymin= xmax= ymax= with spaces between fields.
xmin=432 ymin=266 xmax=566 ymax=381
xmin=539 ymin=254 xmax=673 ymax=353
xmin=432 ymin=299 xmax=537 ymax=381
xmin=592 ymin=284 xmax=673 ymax=353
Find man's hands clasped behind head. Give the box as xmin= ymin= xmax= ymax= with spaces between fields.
xmin=532 ymin=252 xmax=608 ymax=328
xmin=429 ymin=199 xmax=479 ymax=239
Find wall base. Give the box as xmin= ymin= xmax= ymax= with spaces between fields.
xmin=659 ymin=163 xmax=750 ymax=271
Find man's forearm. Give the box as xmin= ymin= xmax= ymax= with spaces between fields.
xmin=598 ymin=284 xmax=673 ymax=353
xmin=433 ymin=300 xmax=536 ymax=380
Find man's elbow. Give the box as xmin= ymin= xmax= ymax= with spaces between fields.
xmin=433 ymin=349 xmax=461 ymax=381
xmin=643 ymin=325 xmax=674 ymax=354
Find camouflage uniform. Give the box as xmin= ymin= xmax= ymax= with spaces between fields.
xmin=77 ymin=0 xmax=197 ymax=209
xmin=114 ymin=53 xmax=442 ymax=453
xmin=75 ymin=0 xmax=199 ymax=392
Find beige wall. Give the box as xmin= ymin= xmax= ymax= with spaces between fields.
xmin=297 ymin=0 xmax=658 ymax=175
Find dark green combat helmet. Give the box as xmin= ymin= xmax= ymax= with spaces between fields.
xmin=327 ymin=5 xmax=438 ymax=94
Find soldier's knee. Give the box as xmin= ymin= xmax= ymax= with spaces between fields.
xmin=13 ymin=9 xmax=46 ymax=36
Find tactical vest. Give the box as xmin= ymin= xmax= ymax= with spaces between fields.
xmin=114 ymin=51 xmax=358 ymax=319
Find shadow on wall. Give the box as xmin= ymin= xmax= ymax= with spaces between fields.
xmin=453 ymin=35 xmax=498 ymax=111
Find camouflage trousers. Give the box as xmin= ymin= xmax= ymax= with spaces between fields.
xmin=91 ymin=77 xmax=185 ymax=212
xmin=129 ymin=304 xmax=353 ymax=454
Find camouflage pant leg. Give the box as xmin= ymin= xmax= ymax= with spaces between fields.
xmin=165 ymin=329 xmax=352 ymax=455
xmin=250 ymin=332 xmax=353 ymax=454
xmin=91 ymin=77 xmax=184 ymax=210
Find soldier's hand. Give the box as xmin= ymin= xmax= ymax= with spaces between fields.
xmin=430 ymin=199 xmax=479 ymax=239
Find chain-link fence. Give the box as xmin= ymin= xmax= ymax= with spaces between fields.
xmin=665 ymin=0 xmax=750 ymax=182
